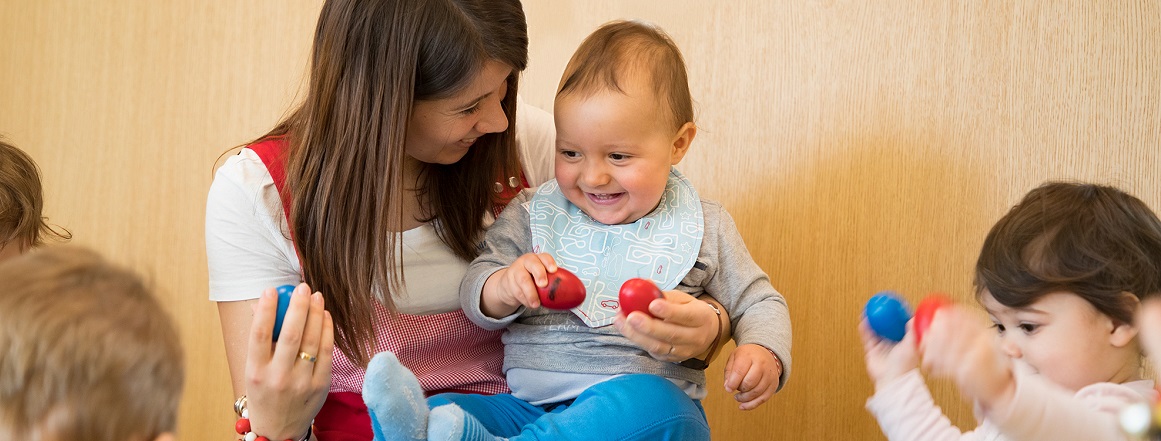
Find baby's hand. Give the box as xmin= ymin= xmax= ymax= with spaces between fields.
xmin=858 ymin=319 xmax=919 ymax=392
xmin=919 ymin=305 xmax=1014 ymax=411
xmin=480 ymin=253 xmax=557 ymax=318
xmin=723 ymin=344 xmax=781 ymax=410
xmin=1137 ymin=299 xmax=1161 ymax=370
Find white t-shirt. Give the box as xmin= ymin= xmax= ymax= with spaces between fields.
xmin=205 ymin=97 xmax=555 ymax=314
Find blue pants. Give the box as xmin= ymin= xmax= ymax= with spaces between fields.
xmin=429 ymin=374 xmax=709 ymax=441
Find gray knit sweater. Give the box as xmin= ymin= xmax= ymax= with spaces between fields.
xmin=460 ymin=190 xmax=792 ymax=391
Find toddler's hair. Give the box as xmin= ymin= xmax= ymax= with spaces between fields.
xmin=0 ymin=138 xmax=70 ymax=248
xmin=0 ymin=246 xmax=184 ymax=441
xmin=556 ymin=19 xmax=693 ymax=130
xmin=976 ymin=182 xmax=1161 ymax=324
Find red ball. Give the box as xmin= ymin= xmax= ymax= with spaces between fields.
xmin=537 ymin=267 xmax=586 ymax=310
xmin=618 ymin=278 xmax=664 ymax=318
xmin=235 ymin=418 xmax=251 ymax=435
xmin=913 ymin=293 xmax=952 ymax=345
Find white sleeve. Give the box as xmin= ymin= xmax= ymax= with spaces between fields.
xmin=515 ymin=95 xmax=555 ymax=187
xmin=205 ymin=149 xmax=302 ymax=302
xmin=989 ymin=375 xmax=1148 ymax=441
xmin=866 ymin=369 xmax=983 ymax=441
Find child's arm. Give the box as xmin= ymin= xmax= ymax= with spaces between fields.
xmin=700 ymin=204 xmax=791 ymax=394
xmin=459 ymin=191 xmax=538 ymax=328
xmin=1138 ymin=298 xmax=1161 ymax=372
xmin=860 ymin=322 xmax=981 ymax=440
xmin=918 ymin=306 xmax=1014 ymax=412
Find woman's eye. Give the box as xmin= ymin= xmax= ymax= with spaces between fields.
xmin=460 ymin=105 xmax=481 ymax=115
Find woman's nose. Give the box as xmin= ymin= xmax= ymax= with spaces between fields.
xmin=475 ymin=98 xmax=509 ymax=135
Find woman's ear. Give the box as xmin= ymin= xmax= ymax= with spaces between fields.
xmin=1111 ymin=291 xmax=1141 ymax=348
xmin=669 ymin=122 xmax=697 ymax=164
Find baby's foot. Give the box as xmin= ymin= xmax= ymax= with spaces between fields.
xmin=363 ymin=351 xmax=429 ymax=441
xmin=429 ymin=404 xmax=504 ymax=441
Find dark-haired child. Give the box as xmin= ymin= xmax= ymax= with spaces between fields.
xmin=863 ymin=182 xmax=1161 ymax=440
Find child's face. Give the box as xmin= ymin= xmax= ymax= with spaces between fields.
xmin=553 ymin=84 xmax=690 ymax=225
xmin=981 ymin=290 xmax=1138 ymax=391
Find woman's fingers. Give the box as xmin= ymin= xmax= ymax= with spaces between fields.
xmin=246 ymin=287 xmax=279 ymax=369
xmin=312 ymin=310 xmax=335 ymax=386
xmin=271 ymin=283 xmax=314 ymax=364
xmin=617 ymin=311 xmax=693 ymax=360
xmin=295 ymin=290 xmax=326 ymax=372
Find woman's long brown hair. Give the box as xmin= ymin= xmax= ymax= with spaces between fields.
xmin=259 ymin=0 xmax=527 ymax=366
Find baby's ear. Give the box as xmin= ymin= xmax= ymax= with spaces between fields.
xmin=669 ymin=122 xmax=697 ymax=164
xmin=1112 ymin=291 xmax=1141 ymax=348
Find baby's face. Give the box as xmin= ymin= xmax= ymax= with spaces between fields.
xmin=553 ymin=84 xmax=686 ymax=225
xmin=982 ymin=290 xmax=1138 ymax=392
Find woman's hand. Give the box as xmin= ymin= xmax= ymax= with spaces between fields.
xmin=245 ymin=283 xmax=334 ymax=440
xmin=613 ymin=290 xmax=720 ymax=362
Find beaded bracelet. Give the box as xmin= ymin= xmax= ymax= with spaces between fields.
xmin=233 ymin=395 xmax=312 ymax=441
xmin=235 ymin=417 xmax=311 ymax=441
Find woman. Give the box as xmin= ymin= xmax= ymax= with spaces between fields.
xmin=206 ymin=1 xmax=728 ymax=439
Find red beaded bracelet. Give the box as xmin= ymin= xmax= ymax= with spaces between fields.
xmin=235 ymin=417 xmax=311 ymax=441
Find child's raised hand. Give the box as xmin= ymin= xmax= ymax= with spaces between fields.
xmin=858 ymin=318 xmax=919 ymax=391
xmin=480 ymin=253 xmax=557 ymax=318
xmin=723 ymin=343 xmax=782 ymax=410
xmin=1137 ymin=298 xmax=1161 ymax=370
xmin=918 ymin=305 xmax=1015 ymax=411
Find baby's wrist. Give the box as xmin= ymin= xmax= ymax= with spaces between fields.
xmin=872 ymin=368 xmax=919 ymax=394
xmin=976 ymin=366 xmax=1016 ymax=412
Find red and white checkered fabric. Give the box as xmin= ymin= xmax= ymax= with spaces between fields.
xmin=330 ymin=300 xmax=507 ymax=395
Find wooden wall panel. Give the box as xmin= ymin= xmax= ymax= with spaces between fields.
xmin=0 ymin=2 xmax=324 ymax=439
xmin=1 ymin=1 xmax=1157 ymax=439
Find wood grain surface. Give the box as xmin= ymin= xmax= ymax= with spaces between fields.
xmin=1 ymin=1 xmax=1156 ymax=439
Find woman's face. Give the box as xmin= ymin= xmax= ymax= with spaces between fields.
xmin=405 ymin=60 xmax=513 ymax=165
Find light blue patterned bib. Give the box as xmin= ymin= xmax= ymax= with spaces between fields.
xmin=528 ymin=168 xmax=704 ymax=327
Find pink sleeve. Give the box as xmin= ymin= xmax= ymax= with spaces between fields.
xmin=988 ymin=376 xmax=1147 ymax=441
xmin=866 ymin=370 xmax=983 ymax=441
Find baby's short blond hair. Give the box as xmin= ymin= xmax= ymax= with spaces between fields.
xmin=0 ymin=246 xmax=184 ymax=440
xmin=556 ymin=20 xmax=694 ymax=130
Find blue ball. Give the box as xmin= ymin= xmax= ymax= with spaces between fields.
xmin=272 ymin=284 xmax=296 ymax=341
xmin=865 ymin=292 xmax=911 ymax=342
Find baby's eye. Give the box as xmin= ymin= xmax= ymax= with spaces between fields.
xmin=608 ymin=153 xmax=628 ymax=161
xmin=991 ymin=323 xmax=1006 ymax=334
xmin=559 ymin=150 xmax=580 ymax=159
xmin=1018 ymin=323 xmax=1039 ymax=334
